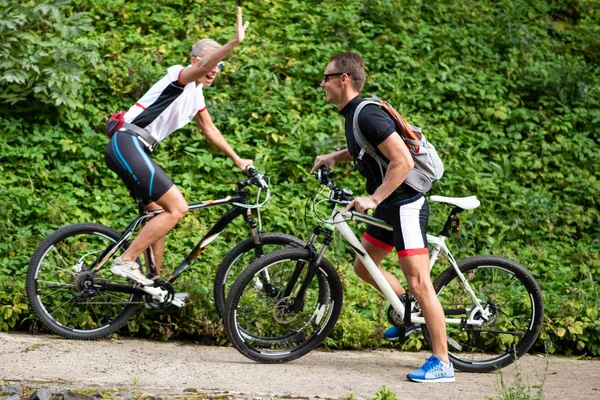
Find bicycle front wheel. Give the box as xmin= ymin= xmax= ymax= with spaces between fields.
xmin=26 ymin=223 xmax=141 ymax=340
xmin=213 ymin=233 xmax=306 ymax=318
xmin=224 ymin=248 xmax=342 ymax=364
xmin=424 ymin=255 xmax=544 ymax=372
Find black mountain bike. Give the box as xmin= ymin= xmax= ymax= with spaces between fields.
xmin=223 ymin=166 xmax=544 ymax=372
xmin=26 ymin=167 xmax=304 ymax=340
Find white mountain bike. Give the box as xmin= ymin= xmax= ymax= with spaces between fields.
xmin=223 ymin=166 xmax=544 ymax=372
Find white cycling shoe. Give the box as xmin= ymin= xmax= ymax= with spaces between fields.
xmin=109 ymin=257 xmax=154 ymax=286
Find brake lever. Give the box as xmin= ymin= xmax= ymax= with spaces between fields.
xmin=242 ymin=166 xmax=268 ymax=190
xmin=256 ymin=174 xmax=268 ymax=190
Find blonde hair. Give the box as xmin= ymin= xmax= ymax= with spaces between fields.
xmin=191 ymin=39 xmax=222 ymax=57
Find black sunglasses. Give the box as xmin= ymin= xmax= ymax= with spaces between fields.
xmin=322 ymin=72 xmax=349 ymax=82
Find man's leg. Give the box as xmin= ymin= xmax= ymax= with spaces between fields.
xmin=353 ymin=238 xmax=404 ymax=296
xmin=400 ymin=253 xmax=449 ymax=363
xmin=354 ymin=238 xmax=423 ymax=340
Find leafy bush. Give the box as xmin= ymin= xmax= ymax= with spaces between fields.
xmin=1 ymin=0 xmax=599 ymax=355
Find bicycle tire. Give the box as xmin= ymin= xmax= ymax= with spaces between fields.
xmin=224 ymin=248 xmax=342 ymax=364
xmin=26 ymin=223 xmax=141 ymax=340
xmin=213 ymin=233 xmax=306 ymax=318
xmin=423 ymin=255 xmax=544 ymax=372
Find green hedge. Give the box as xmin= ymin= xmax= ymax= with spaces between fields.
xmin=1 ymin=0 xmax=599 ymax=355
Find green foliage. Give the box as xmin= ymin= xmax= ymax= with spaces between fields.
xmin=0 ymin=278 xmax=28 ymax=331
xmin=1 ymin=0 xmax=599 ymax=355
xmin=0 ymin=0 xmax=102 ymax=109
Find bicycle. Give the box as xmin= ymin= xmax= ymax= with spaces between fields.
xmin=26 ymin=167 xmax=305 ymax=340
xmin=223 ymin=166 xmax=544 ymax=372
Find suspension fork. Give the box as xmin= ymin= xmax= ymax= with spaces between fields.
xmin=244 ymin=209 xmax=263 ymax=253
xmin=284 ymin=226 xmax=332 ymax=313
xmin=242 ymin=209 xmax=279 ymax=288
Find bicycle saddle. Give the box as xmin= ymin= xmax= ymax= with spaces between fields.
xmin=429 ymin=195 xmax=481 ymax=210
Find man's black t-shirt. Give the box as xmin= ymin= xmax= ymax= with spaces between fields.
xmin=340 ymin=95 xmax=420 ymax=205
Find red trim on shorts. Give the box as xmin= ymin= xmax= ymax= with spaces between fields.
xmin=134 ymin=102 xmax=146 ymax=110
xmin=397 ymin=248 xmax=429 ymax=258
xmin=198 ymin=107 xmax=206 ymax=113
xmin=363 ymin=233 xmax=394 ymax=252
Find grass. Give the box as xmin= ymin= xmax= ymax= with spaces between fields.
xmin=490 ymin=356 xmax=549 ymax=400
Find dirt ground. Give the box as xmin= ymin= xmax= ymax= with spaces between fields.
xmin=1 ymin=332 xmax=599 ymax=399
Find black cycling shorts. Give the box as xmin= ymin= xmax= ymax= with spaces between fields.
xmin=363 ymin=195 xmax=429 ymax=258
xmin=104 ymin=130 xmax=174 ymax=205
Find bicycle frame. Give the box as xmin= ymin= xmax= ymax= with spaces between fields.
xmin=89 ymin=193 xmax=263 ymax=285
xmin=323 ymin=202 xmax=488 ymax=328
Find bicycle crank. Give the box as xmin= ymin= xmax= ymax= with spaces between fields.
xmin=143 ymin=280 xmax=175 ymax=309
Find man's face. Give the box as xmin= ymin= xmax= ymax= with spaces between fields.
xmin=320 ymin=61 xmax=345 ymax=104
xmin=192 ymin=51 xmax=224 ymax=86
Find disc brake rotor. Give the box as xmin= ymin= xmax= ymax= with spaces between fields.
xmin=273 ymin=296 xmax=301 ymax=324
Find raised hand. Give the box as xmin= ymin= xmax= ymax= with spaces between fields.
xmin=234 ymin=7 xmax=250 ymax=44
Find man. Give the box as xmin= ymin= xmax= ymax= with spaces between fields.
xmin=104 ymin=8 xmax=252 ymax=294
xmin=311 ymin=53 xmax=454 ymax=383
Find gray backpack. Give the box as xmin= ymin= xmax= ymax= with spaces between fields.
xmin=352 ymin=96 xmax=444 ymax=193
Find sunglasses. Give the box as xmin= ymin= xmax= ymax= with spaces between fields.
xmin=322 ymin=72 xmax=349 ymax=82
xmin=193 ymin=56 xmax=225 ymax=71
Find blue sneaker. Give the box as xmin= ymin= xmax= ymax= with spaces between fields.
xmin=407 ymin=355 xmax=455 ymax=383
xmin=383 ymin=324 xmax=422 ymax=341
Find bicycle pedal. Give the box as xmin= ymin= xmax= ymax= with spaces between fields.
xmin=171 ymin=299 xmax=185 ymax=308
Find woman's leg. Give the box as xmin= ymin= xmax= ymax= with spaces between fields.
xmin=120 ymin=185 xmax=188 ymax=264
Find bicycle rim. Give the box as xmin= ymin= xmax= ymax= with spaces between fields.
xmin=226 ymin=248 xmax=342 ymax=363
xmin=427 ymin=255 xmax=544 ymax=372
xmin=27 ymin=223 xmax=141 ymax=339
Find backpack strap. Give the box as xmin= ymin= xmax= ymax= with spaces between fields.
xmin=352 ymin=97 xmax=431 ymax=191
xmin=352 ymin=100 xmax=389 ymax=180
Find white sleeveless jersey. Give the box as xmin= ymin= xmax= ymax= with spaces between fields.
xmin=124 ymin=65 xmax=206 ymax=143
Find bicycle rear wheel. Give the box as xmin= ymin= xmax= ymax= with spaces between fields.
xmin=213 ymin=233 xmax=306 ymax=318
xmin=224 ymin=248 xmax=342 ymax=364
xmin=423 ymin=255 xmax=544 ymax=372
xmin=26 ymin=223 xmax=141 ymax=339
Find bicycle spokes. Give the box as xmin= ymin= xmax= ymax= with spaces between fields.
xmin=432 ymin=256 xmax=543 ymax=372
xmin=28 ymin=225 xmax=143 ymax=338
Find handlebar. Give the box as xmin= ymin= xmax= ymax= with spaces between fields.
xmin=314 ymin=165 xmax=354 ymax=205
xmin=241 ymin=165 xmax=269 ymax=190
xmin=315 ymin=165 xmax=334 ymax=188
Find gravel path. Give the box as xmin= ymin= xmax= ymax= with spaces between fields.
xmin=1 ymin=332 xmax=598 ymax=399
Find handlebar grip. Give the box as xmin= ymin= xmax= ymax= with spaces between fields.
xmin=245 ymin=165 xmax=258 ymax=177
xmin=316 ymin=165 xmax=333 ymax=186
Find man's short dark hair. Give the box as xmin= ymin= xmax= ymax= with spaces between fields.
xmin=330 ymin=53 xmax=366 ymax=92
